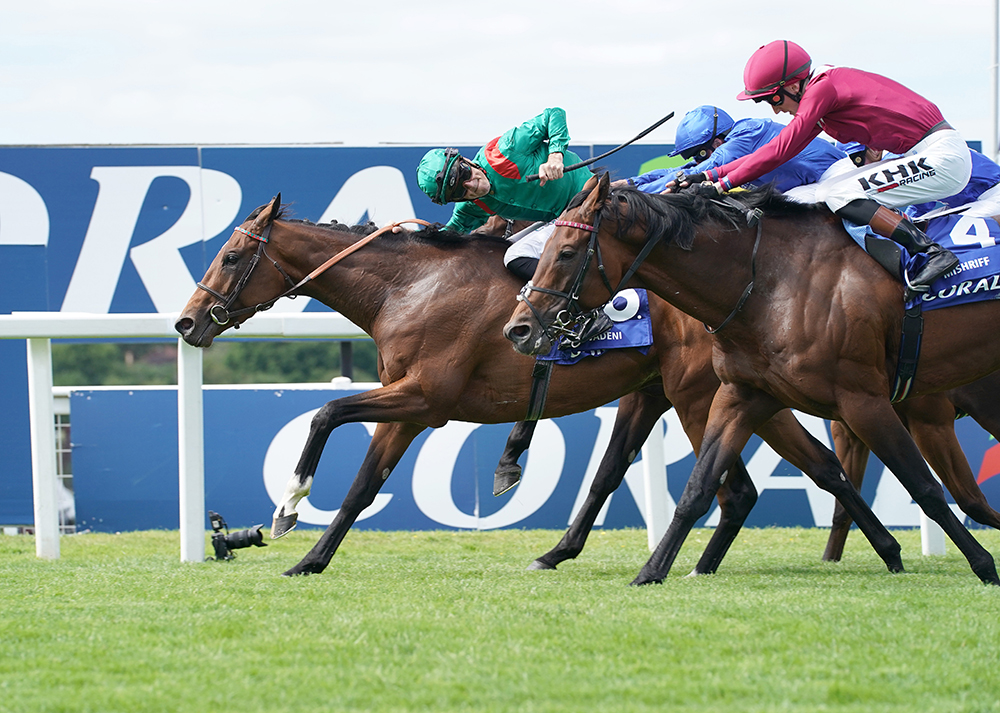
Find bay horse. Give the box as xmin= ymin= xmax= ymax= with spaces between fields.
xmin=176 ymin=195 xmax=905 ymax=577
xmin=493 ymin=227 xmax=1000 ymax=571
xmin=504 ymin=174 xmax=1000 ymax=585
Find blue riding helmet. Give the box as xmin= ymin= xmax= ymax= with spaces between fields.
xmin=669 ymin=106 xmax=735 ymax=160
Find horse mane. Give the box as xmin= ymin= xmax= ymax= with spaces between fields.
xmin=245 ymin=202 xmax=510 ymax=249
xmin=594 ymin=185 xmax=825 ymax=250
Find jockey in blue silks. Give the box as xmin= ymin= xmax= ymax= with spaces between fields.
xmin=627 ymin=105 xmax=846 ymax=194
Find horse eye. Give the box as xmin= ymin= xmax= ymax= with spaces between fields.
xmin=223 ymin=252 xmax=240 ymax=266
xmin=558 ymin=248 xmax=576 ymax=261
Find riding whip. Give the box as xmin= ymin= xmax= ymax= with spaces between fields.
xmin=525 ymin=111 xmax=675 ymax=182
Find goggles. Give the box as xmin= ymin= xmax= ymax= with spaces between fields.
xmin=679 ymin=143 xmax=713 ymax=161
xmin=434 ymin=149 xmax=474 ymax=204
xmin=677 ymin=107 xmax=720 ymax=161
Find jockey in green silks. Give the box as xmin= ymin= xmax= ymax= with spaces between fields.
xmin=416 ymin=107 xmax=592 ymax=236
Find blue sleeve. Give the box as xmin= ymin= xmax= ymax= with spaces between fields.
xmin=632 ymin=168 xmax=676 ymax=187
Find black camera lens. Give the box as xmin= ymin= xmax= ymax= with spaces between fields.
xmin=225 ymin=524 xmax=266 ymax=550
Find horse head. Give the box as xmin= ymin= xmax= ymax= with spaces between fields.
xmin=175 ymin=193 xmax=288 ymax=346
xmin=503 ymin=173 xmax=619 ymax=355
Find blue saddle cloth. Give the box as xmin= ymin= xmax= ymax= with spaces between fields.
xmin=537 ymin=288 xmax=654 ymax=365
xmin=845 ymin=214 xmax=1000 ymax=312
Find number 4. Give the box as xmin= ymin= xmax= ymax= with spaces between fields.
xmin=949 ymin=215 xmax=996 ymax=249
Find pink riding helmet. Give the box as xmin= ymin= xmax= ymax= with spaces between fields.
xmin=737 ymin=40 xmax=811 ymax=102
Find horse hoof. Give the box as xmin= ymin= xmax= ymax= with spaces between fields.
xmin=493 ymin=466 xmax=522 ymax=497
xmin=271 ymin=513 xmax=298 ymax=539
xmin=527 ymin=559 xmax=556 ymax=571
xmin=629 ymin=573 xmax=663 ymax=587
xmin=282 ymin=561 xmax=322 ymax=577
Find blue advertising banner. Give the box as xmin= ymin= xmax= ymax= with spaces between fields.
xmin=69 ymin=386 xmax=1000 ymax=533
xmin=0 ymin=142 xmax=684 ymax=525
xmin=3 ymin=143 xmax=998 ymax=532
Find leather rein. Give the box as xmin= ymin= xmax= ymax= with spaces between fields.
xmin=198 ymin=218 xmax=432 ymax=327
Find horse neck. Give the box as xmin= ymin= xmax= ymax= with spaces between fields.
xmin=266 ymin=221 xmax=394 ymax=332
xmin=621 ymin=221 xmax=763 ymax=329
xmin=266 ymin=221 xmax=510 ymax=335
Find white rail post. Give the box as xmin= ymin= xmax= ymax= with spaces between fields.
xmin=640 ymin=415 xmax=671 ymax=551
xmin=920 ymin=511 xmax=947 ymax=555
xmin=26 ymin=338 xmax=60 ymax=559
xmin=177 ymin=338 xmax=205 ymax=563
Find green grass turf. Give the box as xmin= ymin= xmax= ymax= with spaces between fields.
xmin=1 ymin=527 xmax=998 ymax=713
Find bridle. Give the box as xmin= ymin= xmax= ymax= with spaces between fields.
xmin=515 ymin=214 xmax=615 ymax=347
xmin=517 ymin=190 xmax=763 ymax=339
xmin=197 ymin=218 xmax=432 ymax=327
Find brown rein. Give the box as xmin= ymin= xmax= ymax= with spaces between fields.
xmin=200 ymin=217 xmax=433 ymax=326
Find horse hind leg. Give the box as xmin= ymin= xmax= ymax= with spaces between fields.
xmin=905 ymin=404 xmax=1000 ymax=532
xmin=493 ymin=420 xmax=538 ymax=497
xmin=823 ymin=420 xmax=870 ymax=562
xmin=843 ymin=398 xmax=999 ymax=585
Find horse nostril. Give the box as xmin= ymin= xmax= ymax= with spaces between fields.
xmin=505 ymin=324 xmax=530 ymax=342
xmin=175 ymin=317 xmax=193 ymax=335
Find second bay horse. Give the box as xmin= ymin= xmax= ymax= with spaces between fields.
xmin=504 ymin=175 xmax=1000 ymax=585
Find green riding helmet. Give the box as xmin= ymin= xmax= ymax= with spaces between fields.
xmin=417 ymin=148 xmax=475 ymax=204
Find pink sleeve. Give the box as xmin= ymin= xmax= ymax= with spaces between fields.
xmin=714 ymin=81 xmax=836 ymax=188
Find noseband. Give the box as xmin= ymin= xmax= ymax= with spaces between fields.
xmin=517 ymin=198 xmax=672 ymax=346
xmin=198 ymin=218 xmax=432 ymax=328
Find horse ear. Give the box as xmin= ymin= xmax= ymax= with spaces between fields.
xmin=260 ymin=193 xmax=281 ymax=225
xmin=597 ymin=173 xmax=611 ymax=199
xmin=582 ymin=173 xmax=611 ymax=214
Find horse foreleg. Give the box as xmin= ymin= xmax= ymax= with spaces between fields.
xmin=530 ymin=390 xmax=669 ymax=570
xmin=493 ymin=420 xmax=538 ymax=497
xmin=823 ymin=420 xmax=870 ymax=562
xmin=283 ymin=420 xmax=426 ymax=576
xmin=689 ymin=456 xmax=758 ymax=575
xmin=757 ymin=410 xmax=902 ymax=572
xmin=271 ymin=377 xmax=440 ymax=539
xmin=842 ymin=398 xmax=999 ymax=585
xmin=632 ymin=384 xmax=778 ymax=586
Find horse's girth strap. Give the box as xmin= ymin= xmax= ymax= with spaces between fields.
xmin=525 ymin=359 xmax=554 ymax=421
xmin=890 ymin=301 xmax=924 ymax=402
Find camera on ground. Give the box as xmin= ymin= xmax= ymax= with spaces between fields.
xmin=208 ymin=510 xmax=267 ymax=561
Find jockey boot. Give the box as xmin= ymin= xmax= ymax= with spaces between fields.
xmin=868 ymin=205 xmax=959 ymax=294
